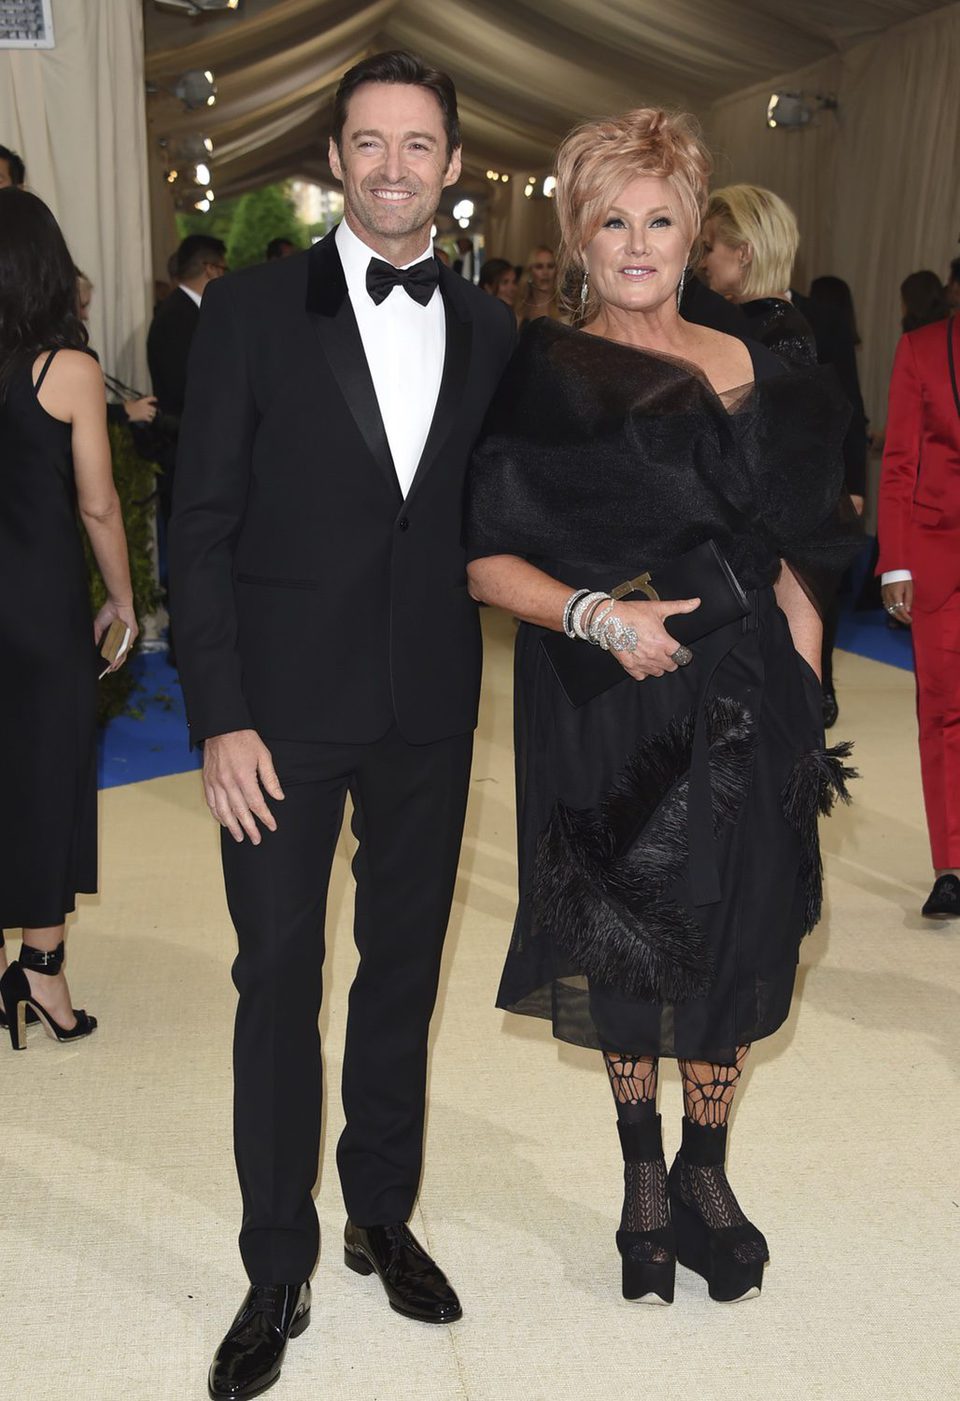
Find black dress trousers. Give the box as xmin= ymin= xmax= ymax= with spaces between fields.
xmin=221 ymin=725 xmax=473 ymax=1285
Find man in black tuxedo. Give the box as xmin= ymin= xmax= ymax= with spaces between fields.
xmin=147 ymin=234 xmax=228 ymax=525
xmin=169 ymin=51 xmax=514 ymax=1401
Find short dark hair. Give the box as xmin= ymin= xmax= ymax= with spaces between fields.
xmin=949 ymin=256 xmax=960 ymax=286
xmin=900 ymin=269 xmax=949 ymax=332
xmin=331 ymin=50 xmax=460 ymax=160
xmin=265 ymin=237 xmax=297 ymax=260
xmin=176 ymin=234 xmax=227 ymax=281
xmin=479 ymin=258 xmax=513 ymax=292
xmin=0 ymin=188 xmax=88 ymax=395
xmin=0 ymin=144 xmax=25 ymax=186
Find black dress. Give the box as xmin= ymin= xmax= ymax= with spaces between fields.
xmin=466 ymin=320 xmax=860 ymax=1064
xmin=0 ymin=352 xmax=98 ymax=928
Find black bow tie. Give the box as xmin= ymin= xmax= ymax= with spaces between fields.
xmin=366 ymin=256 xmax=440 ymax=307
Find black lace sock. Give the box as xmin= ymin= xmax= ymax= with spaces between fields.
xmin=673 ymin=1049 xmax=766 ymax=1269
xmin=604 ymin=1055 xmax=668 ymax=1241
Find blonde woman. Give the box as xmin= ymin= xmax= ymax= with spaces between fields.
xmin=466 ymin=113 xmax=859 ymax=1305
xmin=515 ymin=244 xmax=564 ymax=325
xmin=699 ymin=184 xmax=815 ymax=366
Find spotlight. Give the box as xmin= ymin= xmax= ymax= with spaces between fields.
xmin=179 ymin=134 xmax=214 ymax=160
xmin=173 ymin=69 xmax=217 ymax=110
xmin=542 ymin=175 xmax=557 ymax=198
xmin=194 ymin=161 xmax=211 ymax=186
xmin=194 ymin=197 xmax=211 ymax=212
xmin=153 ymin=1 xmax=240 ymax=14
xmin=767 ymin=91 xmax=838 ymax=129
xmin=457 ymin=217 xmax=470 ymax=229
xmin=452 ymin=199 xmax=474 ymax=222
xmin=165 ymin=169 xmax=179 ymax=184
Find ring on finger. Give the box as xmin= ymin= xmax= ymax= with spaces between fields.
xmin=671 ymin=644 xmax=694 ymax=666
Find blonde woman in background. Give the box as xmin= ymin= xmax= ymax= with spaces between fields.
xmin=699 ymin=184 xmax=816 ymax=366
xmin=515 ymin=244 xmax=564 ymax=325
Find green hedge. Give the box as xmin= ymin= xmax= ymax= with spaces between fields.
xmin=84 ymin=422 xmax=164 ymax=725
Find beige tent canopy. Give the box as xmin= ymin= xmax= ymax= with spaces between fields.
xmin=144 ymin=0 xmax=960 ymax=420
xmin=144 ymin=0 xmax=948 ymax=198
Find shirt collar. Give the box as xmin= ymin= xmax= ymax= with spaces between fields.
xmin=335 ymin=219 xmax=435 ymax=302
xmin=179 ymin=283 xmax=203 ymax=309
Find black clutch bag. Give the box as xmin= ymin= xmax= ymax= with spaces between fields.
xmin=540 ymin=540 xmax=750 ymax=707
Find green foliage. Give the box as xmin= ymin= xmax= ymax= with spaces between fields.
xmin=176 ymin=195 xmax=239 ymax=248
xmin=226 ymin=184 xmax=303 ymax=270
xmin=84 ymin=423 xmax=164 ymax=725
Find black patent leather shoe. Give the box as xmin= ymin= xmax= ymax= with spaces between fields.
xmin=208 ymin=1282 xmax=310 ymax=1400
xmin=343 ymin=1221 xmax=462 ymax=1323
xmin=921 ymin=874 xmax=960 ymax=919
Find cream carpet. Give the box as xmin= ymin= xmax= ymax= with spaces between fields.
xmin=2 ymin=610 xmax=958 ymax=1401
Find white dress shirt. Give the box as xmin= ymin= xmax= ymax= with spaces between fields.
xmin=179 ymin=283 xmax=203 ymax=309
xmin=336 ymin=219 xmax=445 ymax=498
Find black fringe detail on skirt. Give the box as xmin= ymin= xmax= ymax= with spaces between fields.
xmin=780 ymin=740 xmax=857 ymax=934
xmin=532 ymin=696 xmax=757 ymax=1003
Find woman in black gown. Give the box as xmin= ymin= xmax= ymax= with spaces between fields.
xmin=0 ymin=190 xmax=138 ymax=1048
xmin=467 ymin=111 xmax=859 ymax=1305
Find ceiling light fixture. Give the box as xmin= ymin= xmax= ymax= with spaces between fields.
xmin=153 ymin=1 xmax=240 ymax=15
xmin=766 ymin=91 xmax=838 ymax=129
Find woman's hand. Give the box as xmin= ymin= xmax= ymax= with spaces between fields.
xmin=881 ymin=578 xmax=913 ymax=625
xmin=124 ymin=396 xmax=158 ymax=424
xmin=603 ymin=597 xmax=701 ymax=679
xmin=93 ymin=598 xmax=140 ymax=671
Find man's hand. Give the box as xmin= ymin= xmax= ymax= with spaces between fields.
xmin=881 ymin=578 xmax=914 ymax=625
xmin=203 ymin=729 xmax=285 ymax=844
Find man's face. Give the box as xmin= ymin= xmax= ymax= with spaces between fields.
xmin=0 ymin=159 xmax=15 ymax=189
xmin=329 ymin=82 xmax=461 ymax=251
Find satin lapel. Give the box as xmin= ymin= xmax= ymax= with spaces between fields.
xmin=304 ymin=230 xmax=400 ymax=502
xmin=405 ymin=267 xmax=473 ymax=505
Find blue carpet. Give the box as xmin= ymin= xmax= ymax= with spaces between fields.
xmin=98 ymin=652 xmax=200 ymax=790
xmin=97 ymin=545 xmax=914 ymax=792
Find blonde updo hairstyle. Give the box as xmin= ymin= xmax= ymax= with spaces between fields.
xmin=704 ymin=185 xmax=799 ymax=300
xmin=555 ymin=108 xmax=711 ymax=324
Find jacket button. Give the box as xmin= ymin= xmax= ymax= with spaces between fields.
xmin=398 ymin=517 xmax=410 ymax=531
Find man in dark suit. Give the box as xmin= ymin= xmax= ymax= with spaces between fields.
xmin=169 ymin=52 xmax=514 ymax=1401
xmin=147 ymin=233 xmax=228 ymax=524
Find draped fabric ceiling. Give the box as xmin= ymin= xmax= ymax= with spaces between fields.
xmin=144 ymin=0 xmax=960 ymax=423
xmin=143 ymin=0 xmax=951 ymax=202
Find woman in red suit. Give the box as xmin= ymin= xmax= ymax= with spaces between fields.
xmin=878 ymin=310 xmax=960 ymax=917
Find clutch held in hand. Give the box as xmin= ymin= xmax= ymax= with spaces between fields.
xmin=98 ymin=618 xmax=132 ymax=678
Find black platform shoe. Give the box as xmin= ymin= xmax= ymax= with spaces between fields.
xmin=668 ymin=1117 xmax=768 ymax=1302
xmin=0 ymin=942 xmax=96 ymax=1051
xmin=0 ymin=934 xmax=38 ymax=1034
xmin=921 ymin=874 xmax=960 ymax=919
xmin=344 ymin=1221 xmax=462 ymax=1323
xmin=616 ymin=1115 xmax=676 ymax=1304
xmin=209 ymin=1282 xmax=310 ymax=1400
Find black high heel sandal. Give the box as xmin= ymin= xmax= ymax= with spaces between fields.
xmin=616 ymin=1115 xmax=676 ymax=1304
xmin=667 ymin=1117 xmax=768 ymax=1302
xmin=0 ymin=933 xmax=38 ymax=1034
xmin=0 ymin=941 xmax=97 ymax=1051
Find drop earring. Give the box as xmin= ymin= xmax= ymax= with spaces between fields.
xmin=580 ymin=270 xmax=589 ymax=307
xmin=677 ymin=266 xmax=687 ymax=310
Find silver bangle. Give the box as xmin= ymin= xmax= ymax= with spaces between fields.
xmin=587 ymin=598 xmax=617 ymax=648
xmin=572 ymin=591 xmax=610 ymax=641
xmin=562 ymin=588 xmax=591 ymax=637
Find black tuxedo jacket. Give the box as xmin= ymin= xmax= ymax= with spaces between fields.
xmin=147 ymin=286 xmax=200 ymax=418
xmin=169 ymin=229 xmax=515 ymax=747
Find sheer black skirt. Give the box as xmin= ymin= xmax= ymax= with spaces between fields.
xmin=497 ymin=588 xmax=827 ymax=1065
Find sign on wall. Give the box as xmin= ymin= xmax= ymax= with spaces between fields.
xmin=0 ymin=0 xmax=54 ymax=48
